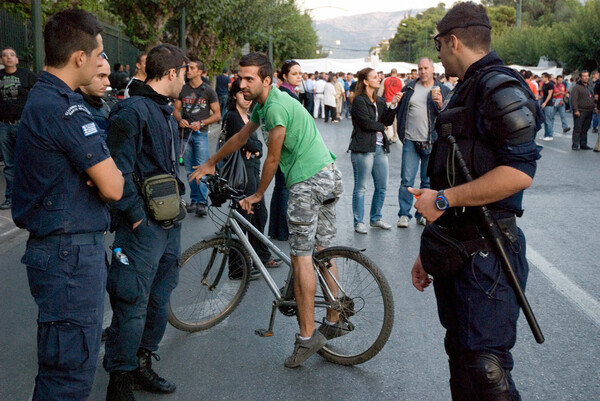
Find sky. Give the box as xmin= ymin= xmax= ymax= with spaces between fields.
xmin=298 ymin=0 xmax=465 ymax=20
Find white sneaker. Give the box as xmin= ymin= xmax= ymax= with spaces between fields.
xmin=542 ymin=136 xmax=553 ymax=141
xmin=354 ymin=222 xmax=368 ymax=234
xmin=397 ymin=216 xmax=410 ymax=228
xmin=370 ymin=220 xmax=392 ymax=230
xmin=416 ymin=216 xmax=427 ymax=226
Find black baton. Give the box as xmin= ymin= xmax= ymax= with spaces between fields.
xmin=440 ymin=128 xmax=545 ymax=344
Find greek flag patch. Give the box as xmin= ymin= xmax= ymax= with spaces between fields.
xmin=81 ymin=122 xmax=99 ymax=136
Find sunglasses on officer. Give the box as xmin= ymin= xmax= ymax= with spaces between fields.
xmin=433 ymin=22 xmax=492 ymax=52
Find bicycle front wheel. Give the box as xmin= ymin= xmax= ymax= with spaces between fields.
xmin=314 ymin=247 xmax=394 ymax=365
xmin=168 ymin=237 xmax=251 ymax=332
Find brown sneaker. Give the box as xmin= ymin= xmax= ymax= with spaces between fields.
xmin=284 ymin=330 xmax=327 ymax=368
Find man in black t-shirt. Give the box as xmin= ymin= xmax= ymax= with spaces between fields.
xmin=540 ymin=72 xmax=555 ymax=141
xmin=0 ymin=47 xmax=38 ymax=210
xmin=173 ymin=59 xmax=220 ymax=216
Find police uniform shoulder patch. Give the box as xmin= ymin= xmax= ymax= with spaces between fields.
xmin=64 ymin=104 xmax=92 ymax=118
xmin=82 ymin=122 xmax=99 ymax=136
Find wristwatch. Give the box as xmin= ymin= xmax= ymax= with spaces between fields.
xmin=435 ymin=190 xmax=450 ymax=211
xmin=200 ymin=121 xmax=205 ymax=128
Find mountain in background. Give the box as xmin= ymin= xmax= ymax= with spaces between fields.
xmin=314 ymin=9 xmax=424 ymax=59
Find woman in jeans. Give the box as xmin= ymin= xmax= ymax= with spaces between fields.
xmin=349 ymin=67 xmax=402 ymax=234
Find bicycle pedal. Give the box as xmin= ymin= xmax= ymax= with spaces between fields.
xmin=255 ymin=329 xmax=273 ymax=337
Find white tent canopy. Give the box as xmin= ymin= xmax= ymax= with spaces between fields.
xmin=295 ymin=57 xmax=561 ymax=77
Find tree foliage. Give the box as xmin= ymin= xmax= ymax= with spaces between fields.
xmin=554 ymin=0 xmax=600 ymax=71
xmin=383 ymin=3 xmax=446 ymax=63
xmin=107 ymin=0 xmax=186 ymax=49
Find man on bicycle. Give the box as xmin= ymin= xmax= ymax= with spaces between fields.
xmin=190 ymin=52 xmax=345 ymax=368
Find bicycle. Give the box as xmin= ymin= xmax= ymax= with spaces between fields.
xmin=168 ymin=175 xmax=394 ymax=366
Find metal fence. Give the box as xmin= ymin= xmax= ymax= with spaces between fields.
xmin=0 ymin=9 xmax=141 ymax=71
xmin=0 ymin=9 xmax=33 ymax=67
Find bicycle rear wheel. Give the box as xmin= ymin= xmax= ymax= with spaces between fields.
xmin=168 ymin=237 xmax=251 ymax=332
xmin=314 ymin=247 xmax=394 ymax=365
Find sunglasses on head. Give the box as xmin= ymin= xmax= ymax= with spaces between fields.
xmin=164 ymin=63 xmax=189 ymax=76
xmin=433 ymin=22 xmax=491 ymax=51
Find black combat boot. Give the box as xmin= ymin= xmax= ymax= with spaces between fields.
xmin=106 ymin=371 xmax=136 ymax=401
xmin=133 ymin=348 xmax=176 ymax=393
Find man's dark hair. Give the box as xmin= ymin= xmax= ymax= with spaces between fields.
xmin=436 ymin=2 xmax=491 ymax=53
xmin=145 ymin=44 xmax=187 ymax=82
xmin=239 ymin=52 xmax=273 ymax=81
xmin=44 ymin=9 xmax=103 ymax=68
xmin=524 ymin=70 xmax=532 ymax=79
xmin=542 ymin=72 xmax=550 ymax=79
xmin=189 ymin=58 xmax=205 ymax=72
xmin=113 ymin=63 xmax=122 ymax=71
xmin=135 ymin=54 xmax=146 ymax=65
xmin=1 ymin=47 xmax=17 ymax=56
xmin=557 ymin=75 xmax=563 ymax=79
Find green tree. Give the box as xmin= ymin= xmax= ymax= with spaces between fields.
xmin=555 ymin=0 xmax=600 ymax=71
xmin=487 ymin=5 xmax=515 ymax=36
xmin=246 ymin=0 xmax=319 ymax=66
xmin=383 ymin=3 xmax=446 ymax=63
xmin=107 ymin=0 xmax=186 ymax=49
xmin=1 ymin=0 xmax=121 ymax=24
xmin=493 ymin=25 xmax=554 ymax=65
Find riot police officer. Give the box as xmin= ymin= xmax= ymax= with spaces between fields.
xmin=12 ymin=9 xmax=124 ymax=401
xmin=408 ymin=2 xmax=543 ymax=400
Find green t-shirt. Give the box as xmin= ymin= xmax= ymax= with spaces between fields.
xmin=251 ymin=87 xmax=335 ymax=187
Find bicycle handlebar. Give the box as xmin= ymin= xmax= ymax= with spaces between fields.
xmin=202 ymin=174 xmax=246 ymax=206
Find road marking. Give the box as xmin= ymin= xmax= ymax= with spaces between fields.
xmin=528 ymin=246 xmax=600 ymax=326
xmin=0 ymin=227 xmax=20 ymax=238
xmin=536 ymin=142 xmax=569 ymax=154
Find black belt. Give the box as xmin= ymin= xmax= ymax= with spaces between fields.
xmin=438 ymin=216 xmax=518 ymax=253
xmin=30 ymin=231 xmax=106 ymax=246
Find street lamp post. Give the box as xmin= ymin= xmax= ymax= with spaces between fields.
xmin=401 ymin=22 xmax=411 ymax=63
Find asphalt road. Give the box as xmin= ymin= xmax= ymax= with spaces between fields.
xmin=0 ymin=112 xmax=599 ymax=401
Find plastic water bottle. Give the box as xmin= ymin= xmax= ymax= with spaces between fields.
xmin=113 ymin=247 xmax=129 ymax=265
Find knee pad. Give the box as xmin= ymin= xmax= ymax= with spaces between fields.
xmin=466 ymin=352 xmax=511 ymax=401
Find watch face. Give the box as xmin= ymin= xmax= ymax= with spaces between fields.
xmin=435 ymin=196 xmax=448 ymax=210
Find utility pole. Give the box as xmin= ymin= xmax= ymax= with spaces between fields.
xmin=516 ymin=0 xmax=522 ymax=28
xmin=179 ymin=8 xmax=186 ymax=52
xmin=268 ymin=26 xmax=273 ymax=67
xmin=31 ymin=0 xmax=43 ymax=73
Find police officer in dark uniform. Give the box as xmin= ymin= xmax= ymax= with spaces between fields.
xmin=78 ymin=57 xmax=112 ymax=140
xmin=103 ymin=44 xmax=187 ymax=401
xmin=12 ymin=9 xmax=124 ymax=401
xmin=408 ymin=2 xmax=543 ymax=400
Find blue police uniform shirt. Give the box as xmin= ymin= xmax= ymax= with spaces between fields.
xmin=13 ymin=71 xmax=112 ymax=237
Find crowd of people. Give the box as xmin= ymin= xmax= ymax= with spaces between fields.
xmin=0 ymin=2 xmax=598 ymax=401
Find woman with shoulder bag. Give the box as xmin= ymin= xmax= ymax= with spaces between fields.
xmin=349 ymin=67 xmax=402 ymax=234
xmin=224 ymin=78 xmax=281 ymax=269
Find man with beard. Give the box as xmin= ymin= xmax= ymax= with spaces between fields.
xmin=190 ymin=52 xmax=345 ymax=369
xmin=103 ymin=44 xmax=188 ymax=400
xmin=409 ymin=2 xmax=542 ymax=399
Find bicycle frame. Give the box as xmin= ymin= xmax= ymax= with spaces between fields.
xmin=222 ymin=207 xmax=342 ymax=335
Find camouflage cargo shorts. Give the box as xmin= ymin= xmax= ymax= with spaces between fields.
xmin=287 ymin=165 xmax=343 ymax=256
